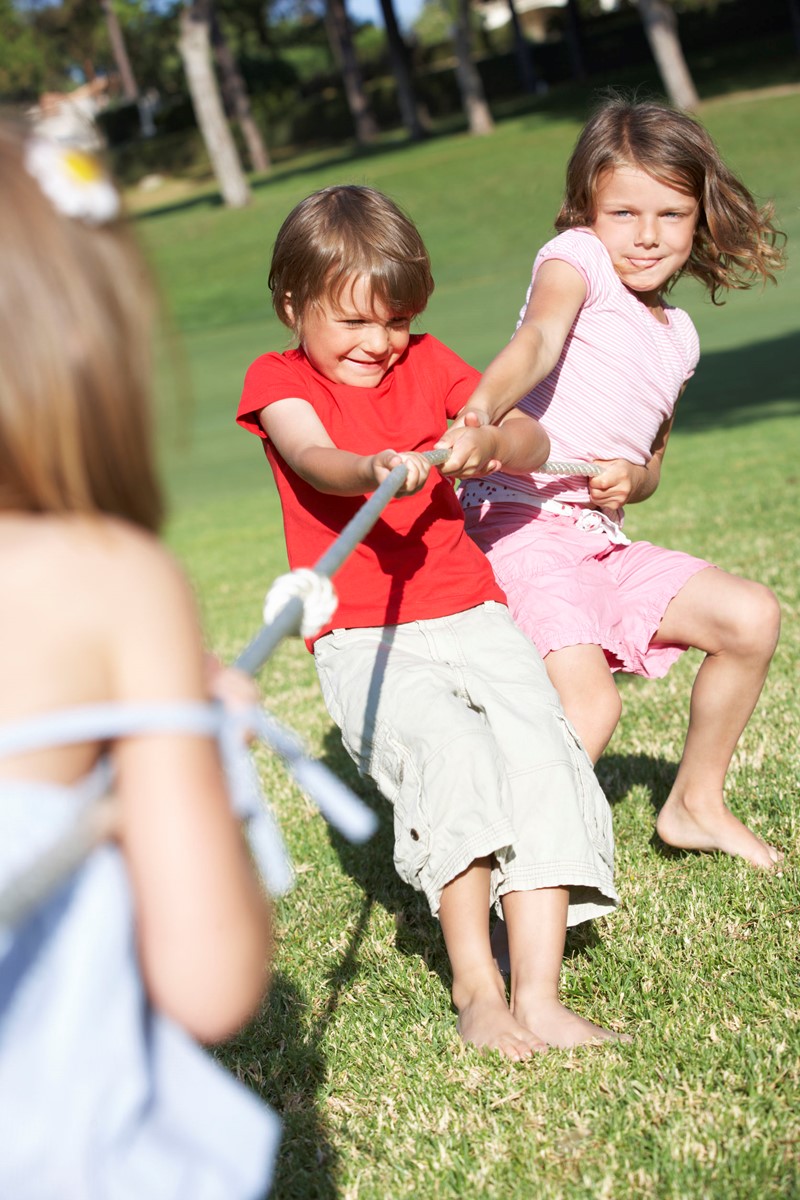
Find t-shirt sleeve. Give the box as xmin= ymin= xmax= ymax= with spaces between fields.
xmin=414 ymin=334 xmax=480 ymax=420
xmin=236 ymin=352 xmax=304 ymax=440
xmin=532 ymin=228 xmax=613 ymax=307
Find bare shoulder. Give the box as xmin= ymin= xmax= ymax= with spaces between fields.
xmin=81 ymin=518 xmax=207 ymax=700
xmin=44 ymin=515 xmax=196 ymax=625
xmin=0 ymin=514 xmax=205 ymax=719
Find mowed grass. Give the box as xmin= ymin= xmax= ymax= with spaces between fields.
xmin=138 ymin=88 xmax=800 ymax=1199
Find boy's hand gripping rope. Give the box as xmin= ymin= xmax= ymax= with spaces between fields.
xmin=236 ymin=447 xmax=453 ymax=672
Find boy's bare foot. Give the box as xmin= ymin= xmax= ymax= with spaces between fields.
xmin=656 ymin=792 xmax=782 ymax=871
xmin=455 ymin=980 xmax=547 ymax=1061
xmin=513 ymin=995 xmax=631 ymax=1049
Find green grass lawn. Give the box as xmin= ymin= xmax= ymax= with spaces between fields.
xmin=139 ymin=87 xmax=800 ymax=1199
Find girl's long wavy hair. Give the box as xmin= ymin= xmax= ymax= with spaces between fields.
xmin=555 ymin=96 xmax=786 ymax=304
xmin=0 ymin=120 xmax=163 ymax=529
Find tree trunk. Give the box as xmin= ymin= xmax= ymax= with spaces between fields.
xmin=377 ymin=0 xmax=427 ymax=139
xmin=325 ymin=0 xmax=380 ymax=145
xmin=788 ymin=0 xmax=800 ymax=53
xmin=451 ymin=0 xmax=494 ymax=135
xmin=505 ymin=0 xmax=542 ymax=95
xmin=637 ymin=0 xmax=700 ymax=111
xmin=178 ymin=3 xmax=250 ymax=208
xmin=100 ymin=0 xmax=138 ymax=101
xmin=563 ymin=0 xmax=587 ymax=82
xmin=209 ymin=2 xmax=271 ymax=172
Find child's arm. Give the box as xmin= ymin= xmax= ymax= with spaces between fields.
xmin=460 ymin=259 xmax=587 ymax=425
xmin=260 ymin=397 xmax=433 ymax=495
xmin=440 ymin=408 xmax=550 ymax=478
xmin=107 ymin=526 xmax=273 ymax=1044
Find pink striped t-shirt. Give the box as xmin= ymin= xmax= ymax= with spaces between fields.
xmin=471 ymin=227 xmax=700 ymax=506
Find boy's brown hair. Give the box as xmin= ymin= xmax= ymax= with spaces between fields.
xmin=0 ymin=121 xmax=163 ymax=530
xmin=555 ymin=96 xmax=785 ymax=304
xmin=269 ymin=185 xmax=435 ymax=336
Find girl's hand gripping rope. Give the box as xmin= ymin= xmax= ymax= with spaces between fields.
xmin=438 ymin=413 xmax=503 ymax=478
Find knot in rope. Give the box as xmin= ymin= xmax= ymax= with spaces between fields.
xmin=263 ymin=568 xmax=338 ymax=639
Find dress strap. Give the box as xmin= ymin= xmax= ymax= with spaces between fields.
xmin=0 ymin=702 xmax=220 ymax=761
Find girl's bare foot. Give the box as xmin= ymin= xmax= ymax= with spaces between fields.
xmin=656 ymin=792 xmax=782 ymax=870
xmin=513 ymin=995 xmax=631 ymax=1049
xmin=455 ymin=979 xmax=547 ymax=1061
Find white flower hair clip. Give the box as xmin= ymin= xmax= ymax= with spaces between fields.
xmin=24 ymin=137 xmax=120 ymax=225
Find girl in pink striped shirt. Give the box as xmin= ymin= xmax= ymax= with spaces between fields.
xmin=453 ymin=96 xmax=785 ymax=872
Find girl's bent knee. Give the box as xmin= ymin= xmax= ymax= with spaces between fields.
xmin=725 ymin=581 xmax=781 ymax=659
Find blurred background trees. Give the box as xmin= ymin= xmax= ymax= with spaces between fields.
xmin=2 ymin=0 xmax=797 ymax=204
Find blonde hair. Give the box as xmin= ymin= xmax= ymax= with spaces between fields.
xmin=555 ymin=96 xmax=786 ymax=304
xmin=268 ymin=185 xmax=434 ymax=336
xmin=0 ymin=120 xmax=163 ymax=529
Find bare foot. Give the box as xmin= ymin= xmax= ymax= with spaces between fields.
xmin=656 ymin=792 xmax=782 ymax=871
xmin=513 ymin=995 xmax=631 ymax=1049
xmin=455 ymin=981 xmax=547 ymax=1061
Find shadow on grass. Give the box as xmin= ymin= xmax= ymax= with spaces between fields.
xmin=220 ymin=972 xmax=338 ymax=1200
xmin=677 ymin=329 xmax=800 ymax=432
xmin=595 ymin=751 xmax=712 ymax=864
xmin=595 ymin=751 xmax=677 ymax=810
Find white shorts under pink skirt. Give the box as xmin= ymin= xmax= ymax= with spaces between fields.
xmin=463 ymin=502 xmax=713 ymax=679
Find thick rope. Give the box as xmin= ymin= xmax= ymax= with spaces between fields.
xmin=539 ymin=460 xmax=601 ymax=477
xmin=235 ymin=447 xmax=451 ymax=673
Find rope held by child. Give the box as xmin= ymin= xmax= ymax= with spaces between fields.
xmin=240 ymin=450 xmax=600 ymax=672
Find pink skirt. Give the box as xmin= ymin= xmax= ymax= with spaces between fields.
xmin=464 ymin=503 xmax=712 ymax=679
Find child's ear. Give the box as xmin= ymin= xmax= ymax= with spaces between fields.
xmin=283 ymin=292 xmax=296 ymax=325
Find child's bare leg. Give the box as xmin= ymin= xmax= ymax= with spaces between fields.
xmin=502 ymin=886 xmax=627 ymax=1048
xmin=438 ymin=858 xmax=546 ymax=1060
xmin=490 ymin=645 xmax=616 ymax=977
xmin=544 ymin=644 xmax=621 ymax=763
xmin=653 ymin=568 xmax=781 ymax=869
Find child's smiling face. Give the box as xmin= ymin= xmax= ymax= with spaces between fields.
xmin=591 ymin=165 xmax=700 ymax=303
xmin=292 ymin=275 xmax=412 ymax=388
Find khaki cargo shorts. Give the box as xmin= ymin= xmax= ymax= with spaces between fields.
xmin=314 ymin=602 xmax=617 ymax=923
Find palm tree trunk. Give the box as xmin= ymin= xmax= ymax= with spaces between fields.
xmin=100 ymin=0 xmax=138 ymax=101
xmin=788 ymin=0 xmax=800 ymax=53
xmin=178 ymin=2 xmax=250 ymax=208
xmin=325 ymin=0 xmax=380 ymax=145
xmin=563 ymin=0 xmax=587 ymax=82
xmin=208 ymin=2 xmax=271 ymax=173
xmin=637 ymin=0 xmax=700 ymax=111
xmin=505 ymin=0 xmax=541 ymax=95
xmin=377 ymin=0 xmax=427 ymax=139
xmin=451 ymin=0 xmax=494 ymax=135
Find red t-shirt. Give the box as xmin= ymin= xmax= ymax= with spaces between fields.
xmin=237 ymin=333 xmax=505 ymax=643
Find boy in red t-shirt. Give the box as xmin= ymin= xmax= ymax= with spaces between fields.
xmin=237 ymin=185 xmax=626 ymax=1056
